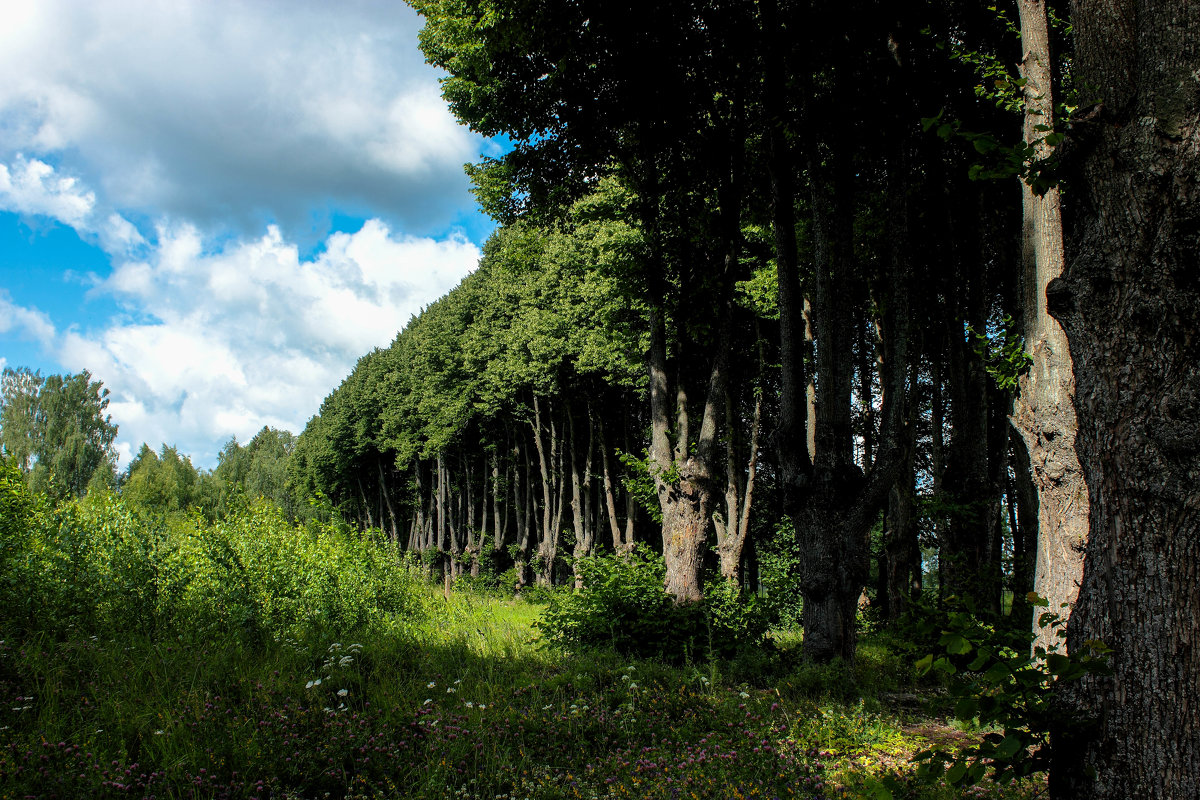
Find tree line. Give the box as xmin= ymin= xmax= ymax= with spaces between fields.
xmin=0 ymin=366 xmax=297 ymax=519
xmin=298 ymin=0 xmax=1200 ymax=795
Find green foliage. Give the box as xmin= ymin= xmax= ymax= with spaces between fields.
xmin=968 ymin=314 xmax=1034 ymax=391
xmin=122 ymin=443 xmax=202 ymax=515
xmin=0 ymin=367 xmax=118 ymax=499
xmin=0 ymin=488 xmax=425 ymax=642
xmin=758 ymin=518 xmax=806 ymax=629
xmin=909 ymin=594 xmax=1110 ymax=788
xmin=0 ymin=456 xmax=45 ymax=629
xmin=615 ymin=448 xmax=662 ymax=524
xmin=538 ymin=545 xmax=769 ymax=663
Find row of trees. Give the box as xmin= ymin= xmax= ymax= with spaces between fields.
xmin=301 ymin=0 xmax=1045 ymax=639
xmin=293 ymin=0 xmax=1198 ymax=795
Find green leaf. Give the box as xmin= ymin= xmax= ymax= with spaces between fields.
xmin=946 ymin=761 xmax=968 ymax=784
xmin=984 ymin=661 xmax=1011 ymax=683
xmin=996 ymin=735 xmax=1024 ymax=760
xmin=955 ymin=697 xmax=979 ymax=720
xmin=945 ymin=633 xmax=973 ymax=655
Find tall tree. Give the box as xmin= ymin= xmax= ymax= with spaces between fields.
xmin=0 ymin=368 xmax=118 ymax=497
xmin=1049 ymin=1 xmax=1200 ymax=796
xmin=1009 ymin=0 xmax=1088 ymax=653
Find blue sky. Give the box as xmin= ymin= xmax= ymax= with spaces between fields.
xmin=0 ymin=0 xmax=501 ymax=469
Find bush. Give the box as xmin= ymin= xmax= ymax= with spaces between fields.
xmin=0 ymin=485 xmax=426 ymax=642
xmin=538 ymin=545 xmax=770 ymax=662
xmin=758 ymin=518 xmax=805 ymax=629
xmin=0 ymin=457 xmax=46 ymax=631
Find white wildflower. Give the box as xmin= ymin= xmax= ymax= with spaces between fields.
xmin=337 ymin=689 xmax=349 ymax=697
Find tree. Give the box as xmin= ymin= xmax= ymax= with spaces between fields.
xmin=411 ymin=0 xmax=761 ymax=601
xmin=1009 ymin=0 xmax=1088 ymax=655
xmin=122 ymin=443 xmax=200 ymax=514
xmin=1048 ymin=1 xmax=1200 ymax=796
xmin=0 ymin=367 xmax=118 ymax=498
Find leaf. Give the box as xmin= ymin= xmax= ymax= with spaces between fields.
xmin=945 ymin=633 xmax=973 ymax=655
xmin=946 ymin=761 xmax=968 ymax=784
xmin=955 ymin=697 xmax=979 ymax=720
xmin=984 ymin=661 xmax=1011 ymax=683
xmin=1027 ymin=591 xmax=1050 ymax=607
xmin=861 ymin=776 xmax=893 ymax=800
xmin=915 ymin=654 xmax=934 ymax=674
xmin=996 ymin=735 xmax=1024 ymax=760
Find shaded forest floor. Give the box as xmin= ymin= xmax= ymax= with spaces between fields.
xmin=0 ymin=591 xmax=1043 ymax=800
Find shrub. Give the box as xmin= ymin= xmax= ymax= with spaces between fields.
xmin=758 ymin=518 xmax=805 ymax=628
xmin=538 ymin=544 xmax=770 ymax=662
xmin=0 ymin=457 xmax=46 ymax=631
xmin=0 ymin=484 xmax=426 ymax=642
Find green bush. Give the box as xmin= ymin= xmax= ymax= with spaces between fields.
xmin=0 ymin=485 xmax=426 ymax=642
xmin=538 ymin=545 xmax=769 ymax=662
xmin=0 ymin=457 xmax=46 ymax=631
xmin=758 ymin=518 xmax=805 ymax=628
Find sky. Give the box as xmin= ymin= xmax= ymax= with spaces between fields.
xmin=0 ymin=0 xmax=501 ymax=469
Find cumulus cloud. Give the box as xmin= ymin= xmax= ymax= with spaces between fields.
xmin=57 ymin=221 xmax=479 ymax=467
xmin=0 ymin=290 xmax=57 ymax=347
xmin=0 ymin=0 xmax=489 ymax=236
xmin=0 ymin=155 xmax=144 ymax=254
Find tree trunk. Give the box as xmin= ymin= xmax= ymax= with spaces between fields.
xmin=1010 ymin=0 xmax=1089 ymax=655
xmin=1049 ymin=3 xmax=1200 ymax=797
xmin=648 ymin=300 xmax=731 ymax=602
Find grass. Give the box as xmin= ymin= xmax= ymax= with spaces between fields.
xmin=0 ymin=585 xmax=1045 ymax=800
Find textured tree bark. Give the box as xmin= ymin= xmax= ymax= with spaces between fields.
xmin=1010 ymin=0 xmax=1089 ymax=655
xmin=648 ymin=280 xmax=733 ymax=602
xmin=1049 ymin=2 xmax=1200 ymax=796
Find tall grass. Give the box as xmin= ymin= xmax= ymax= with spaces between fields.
xmin=0 ymin=463 xmax=1043 ymax=799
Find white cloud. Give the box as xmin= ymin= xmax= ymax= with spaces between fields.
xmin=0 ymin=156 xmax=94 ymax=226
xmin=0 ymin=0 xmax=488 ymax=236
xmin=0 ymin=155 xmax=144 ymax=254
xmin=58 ymin=221 xmax=479 ymax=468
xmin=0 ymin=290 xmax=57 ymax=346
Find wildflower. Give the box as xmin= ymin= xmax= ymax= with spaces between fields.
xmin=427 ymin=681 xmax=437 ymax=689
xmin=739 ymin=692 xmax=750 ymax=699
xmin=465 ymin=702 xmax=474 ymax=708
xmin=447 ymin=687 xmax=456 ymax=694
xmin=337 ymin=689 xmax=349 ymax=697
xmin=542 ymin=704 xmax=554 ymax=711
xmin=423 ymin=699 xmax=433 ymax=706
xmin=154 ymin=730 xmax=165 ymax=735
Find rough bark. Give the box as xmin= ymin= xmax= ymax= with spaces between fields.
xmin=1049 ymin=3 xmax=1200 ymax=796
xmin=1010 ymin=0 xmax=1089 ymax=655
